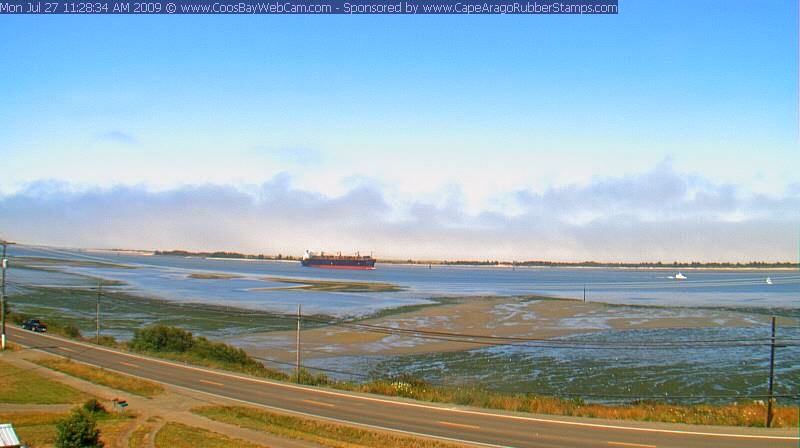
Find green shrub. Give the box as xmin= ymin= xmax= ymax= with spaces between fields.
xmin=82 ymin=399 xmax=108 ymax=415
xmin=55 ymin=408 xmax=104 ymax=448
xmin=96 ymin=335 xmax=119 ymax=347
xmin=130 ymin=324 xmax=193 ymax=352
xmin=128 ymin=324 xmax=287 ymax=381
xmin=192 ymin=336 xmax=251 ymax=366
xmin=293 ymin=368 xmax=330 ymax=386
xmin=60 ymin=324 xmax=82 ymax=338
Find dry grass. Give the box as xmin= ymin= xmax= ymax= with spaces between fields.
xmin=99 ymin=418 xmax=137 ymax=448
xmin=127 ymin=423 xmax=155 ymax=448
xmin=566 ymin=401 xmax=798 ymax=428
xmin=0 ymin=360 xmax=88 ymax=404
xmin=0 ymin=411 xmax=66 ymax=426
xmin=348 ymin=379 xmax=800 ymax=428
xmin=2 ymin=341 xmax=22 ymax=351
xmin=33 ymin=358 xmax=165 ymax=398
xmin=13 ymin=422 xmax=60 ymax=448
xmin=193 ymin=405 xmax=470 ymax=448
xmin=1 ymin=411 xmax=131 ymax=448
xmin=155 ymin=422 xmax=269 ymax=448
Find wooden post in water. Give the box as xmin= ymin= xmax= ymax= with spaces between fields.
xmin=766 ymin=316 xmax=776 ymax=428
xmin=295 ymin=304 xmax=302 ymax=382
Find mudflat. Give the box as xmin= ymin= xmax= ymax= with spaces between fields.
xmin=237 ymin=296 xmax=786 ymax=362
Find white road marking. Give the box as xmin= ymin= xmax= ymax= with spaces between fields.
xmin=23 ymin=331 xmax=800 ymax=442
xmin=118 ymin=361 xmax=140 ymax=368
xmin=438 ymin=421 xmax=480 ymax=430
xmin=302 ymin=399 xmax=335 ymax=408
xmin=608 ymin=442 xmax=657 ymax=448
xmin=59 ymin=346 xmax=75 ymax=352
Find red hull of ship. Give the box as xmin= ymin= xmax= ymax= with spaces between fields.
xmin=307 ymin=265 xmax=375 ymax=270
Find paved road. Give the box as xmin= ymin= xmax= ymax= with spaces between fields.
xmin=8 ymin=328 xmax=798 ymax=448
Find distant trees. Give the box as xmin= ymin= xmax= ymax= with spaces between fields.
xmin=154 ymin=250 xmax=296 ymax=261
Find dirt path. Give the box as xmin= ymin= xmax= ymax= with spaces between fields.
xmin=0 ymin=403 xmax=74 ymax=412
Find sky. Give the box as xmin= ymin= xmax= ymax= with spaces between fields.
xmin=0 ymin=1 xmax=798 ymax=261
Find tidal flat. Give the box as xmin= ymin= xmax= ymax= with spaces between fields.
xmin=7 ymin=249 xmax=799 ymax=405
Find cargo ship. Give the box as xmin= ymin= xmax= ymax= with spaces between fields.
xmin=301 ymin=250 xmax=376 ymax=270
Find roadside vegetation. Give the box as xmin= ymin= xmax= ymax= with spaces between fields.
xmin=193 ymin=406 xmax=469 ymax=448
xmin=154 ymin=423 xmax=267 ymax=448
xmin=0 ymin=360 xmax=88 ymax=404
xmin=33 ymin=358 xmax=165 ymax=398
xmin=284 ymin=371 xmax=800 ymax=428
xmin=128 ymin=324 xmax=289 ymax=381
xmin=10 ymin=309 xmax=85 ymax=340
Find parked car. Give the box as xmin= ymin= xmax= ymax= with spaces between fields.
xmin=22 ymin=319 xmax=47 ymax=332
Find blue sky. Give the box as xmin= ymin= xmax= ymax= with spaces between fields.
xmin=0 ymin=1 xmax=798 ymax=261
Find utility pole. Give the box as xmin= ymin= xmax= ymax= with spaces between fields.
xmin=295 ymin=304 xmax=301 ymax=382
xmin=766 ymin=316 xmax=776 ymax=428
xmin=1 ymin=241 xmax=7 ymax=350
xmin=96 ymin=282 xmax=102 ymax=344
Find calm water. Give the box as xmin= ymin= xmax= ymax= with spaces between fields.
xmin=10 ymin=246 xmax=800 ymax=316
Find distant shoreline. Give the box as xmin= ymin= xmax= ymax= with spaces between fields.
xmin=381 ymin=262 xmax=799 ymax=271
xmin=143 ymin=249 xmax=798 ymax=270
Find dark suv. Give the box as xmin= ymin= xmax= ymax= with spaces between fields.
xmin=22 ymin=319 xmax=48 ymax=332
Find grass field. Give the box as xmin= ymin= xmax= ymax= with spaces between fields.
xmin=0 ymin=360 xmax=89 ymax=404
xmin=128 ymin=422 xmax=155 ymax=448
xmin=33 ymin=358 xmax=165 ymax=398
xmin=193 ymin=405 xmax=470 ymax=448
xmin=0 ymin=411 xmax=67 ymax=448
xmin=155 ymin=422 xmax=268 ymax=448
xmin=2 ymin=410 xmax=133 ymax=448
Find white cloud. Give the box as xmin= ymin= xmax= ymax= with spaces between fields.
xmin=0 ymin=162 xmax=796 ymax=262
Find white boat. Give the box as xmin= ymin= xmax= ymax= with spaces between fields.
xmin=766 ymin=277 xmax=773 ymax=285
xmin=674 ymin=272 xmax=687 ymax=280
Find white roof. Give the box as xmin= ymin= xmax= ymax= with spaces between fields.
xmin=0 ymin=424 xmax=20 ymax=447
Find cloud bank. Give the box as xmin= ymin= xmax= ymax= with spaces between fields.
xmin=0 ymin=163 xmax=797 ymax=262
